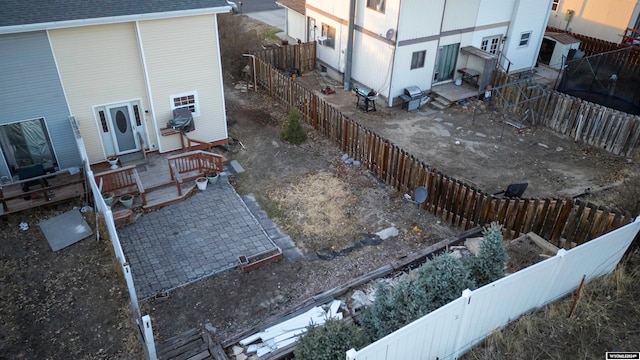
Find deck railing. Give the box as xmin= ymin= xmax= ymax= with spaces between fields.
xmin=167 ymin=150 xmax=224 ymax=195
xmin=0 ymin=168 xmax=86 ymax=216
xmin=94 ymin=165 xmax=146 ymax=205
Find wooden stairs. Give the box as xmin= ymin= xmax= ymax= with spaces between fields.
xmin=429 ymin=94 xmax=453 ymax=110
xmin=156 ymin=328 xmax=227 ymax=360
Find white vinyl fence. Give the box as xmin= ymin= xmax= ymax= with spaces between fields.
xmin=347 ymin=217 xmax=640 ymax=360
xmin=72 ymin=118 xmax=157 ymax=360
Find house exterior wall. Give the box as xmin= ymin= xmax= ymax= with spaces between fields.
xmin=0 ymin=31 xmax=80 ymax=180
xmin=547 ymin=0 xmax=639 ymax=43
xmin=138 ymin=14 xmax=227 ymax=153
xmin=307 ymin=0 xmax=551 ymax=105
xmin=48 ymin=23 xmax=150 ymax=163
xmin=351 ymin=31 xmax=395 ymax=95
xmin=286 ymin=9 xmax=307 ymax=42
xmin=396 ymin=0 xmax=444 ymax=41
xmin=390 ymin=40 xmax=440 ymax=98
xmin=502 ymin=0 xmax=553 ymax=72
xmin=442 ymin=0 xmax=481 ymax=32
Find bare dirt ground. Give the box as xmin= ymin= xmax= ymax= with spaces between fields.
xmin=142 ymin=81 xmax=638 ymax=359
xmin=0 ymin=201 xmax=141 ymax=359
xmin=297 ymin=73 xmax=635 ymax=200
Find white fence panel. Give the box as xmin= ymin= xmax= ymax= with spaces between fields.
xmin=455 ymin=254 xmax=564 ymax=356
xmin=74 ymin=129 xmax=155 ymax=359
xmin=349 ymin=218 xmax=640 ymax=360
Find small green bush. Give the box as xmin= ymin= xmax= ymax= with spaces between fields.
xmin=413 ymin=253 xmax=474 ymax=313
xmin=359 ymin=283 xmax=396 ymax=341
xmin=280 ymin=108 xmax=307 ymax=144
xmin=294 ymin=319 xmax=369 ymax=360
xmin=360 ymin=254 xmax=473 ymax=342
xmin=465 ymin=222 xmax=509 ymax=287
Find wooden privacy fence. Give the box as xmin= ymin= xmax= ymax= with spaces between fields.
xmin=254 ymin=42 xmax=316 ymax=74
xmin=252 ymin=56 xmax=635 ymax=247
xmin=492 ymin=71 xmax=640 ymax=157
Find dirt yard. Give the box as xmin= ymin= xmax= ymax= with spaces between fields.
xmin=141 ymin=77 xmax=638 ymax=350
xmin=0 ymin=201 xmax=142 ymax=359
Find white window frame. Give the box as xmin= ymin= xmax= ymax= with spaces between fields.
xmin=366 ymin=0 xmax=385 ymax=13
xmin=170 ymin=91 xmax=200 ymax=117
xmin=321 ymin=24 xmax=336 ymax=49
xmin=481 ymin=35 xmax=501 ymax=55
xmin=518 ymin=31 xmax=532 ymax=47
xmin=551 ymin=0 xmax=560 ymax=12
xmin=410 ymin=50 xmax=426 ymax=70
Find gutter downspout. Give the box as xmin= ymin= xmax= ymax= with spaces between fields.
xmin=243 ymin=54 xmax=258 ymax=92
xmin=135 ymin=21 xmax=160 ymax=153
xmin=386 ymin=0 xmax=403 ymax=107
xmin=343 ymin=0 xmax=357 ymax=90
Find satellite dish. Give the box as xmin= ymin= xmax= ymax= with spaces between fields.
xmin=414 ymin=186 xmax=428 ymax=204
xmin=493 ymin=183 xmax=528 ymax=198
xmin=385 ymin=29 xmax=395 ymax=40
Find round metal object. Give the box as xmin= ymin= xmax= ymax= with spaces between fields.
xmin=414 ymin=186 xmax=428 ymax=204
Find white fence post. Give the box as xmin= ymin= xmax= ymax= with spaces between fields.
xmin=123 ymin=264 xmax=140 ymax=319
xmin=142 ymin=315 xmax=157 ymax=360
xmin=346 ymin=348 xmax=357 ymax=360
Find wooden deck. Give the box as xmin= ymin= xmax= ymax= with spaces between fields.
xmin=91 ymin=150 xmax=224 ymax=211
xmin=157 ymin=328 xmax=227 ymax=360
xmin=0 ymin=170 xmax=86 ymax=216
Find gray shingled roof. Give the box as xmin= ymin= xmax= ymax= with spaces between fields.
xmin=0 ymin=0 xmax=229 ymax=28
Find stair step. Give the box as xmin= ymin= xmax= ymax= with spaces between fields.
xmin=143 ymin=183 xmax=196 ymax=210
xmin=113 ymin=209 xmax=134 ymax=226
xmin=430 ymin=101 xmax=448 ymax=110
xmin=434 ymin=96 xmax=452 ymax=106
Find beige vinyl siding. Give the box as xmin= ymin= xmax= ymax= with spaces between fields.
xmin=139 ymin=15 xmax=226 ymax=153
xmin=48 ymin=23 xmax=150 ymax=163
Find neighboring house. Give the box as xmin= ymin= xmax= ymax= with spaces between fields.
xmin=0 ymin=0 xmax=231 ymax=183
xmin=281 ymin=0 xmax=553 ymax=106
xmin=547 ymin=0 xmax=640 ymax=43
xmin=276 ymin=0 xmax=307 ymax=43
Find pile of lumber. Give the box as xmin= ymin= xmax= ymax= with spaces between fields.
xmin=236 ymin=299 xmax=343 ymax=358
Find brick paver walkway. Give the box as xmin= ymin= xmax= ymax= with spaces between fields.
xmin=118 ymin=175 xmax=279 ymax=299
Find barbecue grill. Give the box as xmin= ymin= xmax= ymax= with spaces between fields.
xmin=354 ymin=86 xmax=377 ymax=112
xmin=167 ymin=108 xmax=195 ymax=132
xmin=400 ymin=86 xmax=427 ymax=111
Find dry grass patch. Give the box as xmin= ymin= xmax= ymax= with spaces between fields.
xmin=268 ymin=171 xmax=363 ymax=253
xmin=463 ymin=249 xmax=640 ymax=360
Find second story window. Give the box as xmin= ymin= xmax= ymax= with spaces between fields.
xmin=551 ymin=0 xmax=560 ymax=12
xmin=367 ymin=0 xmax=385 ymax=13
xmin=519 ymin=31 xmax=532 ymax=47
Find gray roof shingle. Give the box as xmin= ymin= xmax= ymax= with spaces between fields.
xmin=1 ymin=0 xmax=229 ymax=28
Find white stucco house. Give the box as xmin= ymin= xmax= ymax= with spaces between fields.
xmin=280 ymin=0 xmax=554 ymax=106
xmin=547 ymin=0 xmax=640 ymax=44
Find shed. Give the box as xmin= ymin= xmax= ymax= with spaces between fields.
xmin=459 ymin=46 xmax=498 ymax=91
xmin=539 ymin=32 xmax=581 ymax=69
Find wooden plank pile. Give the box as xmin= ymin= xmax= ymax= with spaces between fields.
xmin=236 ymin=299 xmax=343 ymax=358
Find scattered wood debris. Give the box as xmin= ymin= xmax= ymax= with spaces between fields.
xmin=236 ymin=299 xmax=343 ymax=358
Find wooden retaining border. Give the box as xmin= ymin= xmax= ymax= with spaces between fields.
xmin=251 ymin=53 xmax=634 ymax=247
